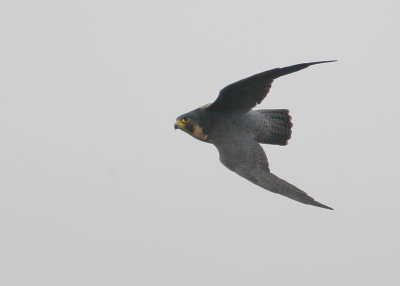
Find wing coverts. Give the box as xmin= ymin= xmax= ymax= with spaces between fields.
xmin=207 ymin=61 xmax=336 ymax=113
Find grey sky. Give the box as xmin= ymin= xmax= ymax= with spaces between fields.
xmin=1 ymin=1 xmax=399 ymax=285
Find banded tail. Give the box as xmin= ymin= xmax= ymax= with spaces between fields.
xmin=254 ymin=109 xmax=293 ymax=146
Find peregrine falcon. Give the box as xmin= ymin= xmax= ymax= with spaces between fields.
xmin=174 ymin=61 xmax=335 ymax=209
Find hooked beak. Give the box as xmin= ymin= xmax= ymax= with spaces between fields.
xmin=174 ymin=119 xmax=184 ymax=130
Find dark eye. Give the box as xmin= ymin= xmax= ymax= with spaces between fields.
xmin=181 ymin=117 xmax=189 ymax=122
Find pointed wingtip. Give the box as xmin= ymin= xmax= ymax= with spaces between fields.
xmin=306 ymin=60 xmax=337 ymax=66
xmin=310 ymin=200 xmax=334 ymax=210
xmin=275 ymin=60 xmax=337 ymax=79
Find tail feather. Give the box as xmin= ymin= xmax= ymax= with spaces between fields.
xmin=254 ymin=109 xmax=293 ymax=145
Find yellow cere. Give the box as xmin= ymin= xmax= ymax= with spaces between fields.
xmin=175 ymin=120 xmax=185 ymax=127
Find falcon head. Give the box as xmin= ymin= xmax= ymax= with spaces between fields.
xmin=174 ymin=108 xmax=209 ymax=142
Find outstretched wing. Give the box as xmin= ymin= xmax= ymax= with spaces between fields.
xmin=213 ymin=137 xmax=333 ymax=209
xmin=207 ymin=61 xmax=335 ymax=113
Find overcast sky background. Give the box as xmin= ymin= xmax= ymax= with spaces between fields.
xmin=1 ymin=1 xmax=399 ymax=285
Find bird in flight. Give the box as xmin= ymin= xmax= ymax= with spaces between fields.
xmin=174 ymin=61 xmax=335 ymax=209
